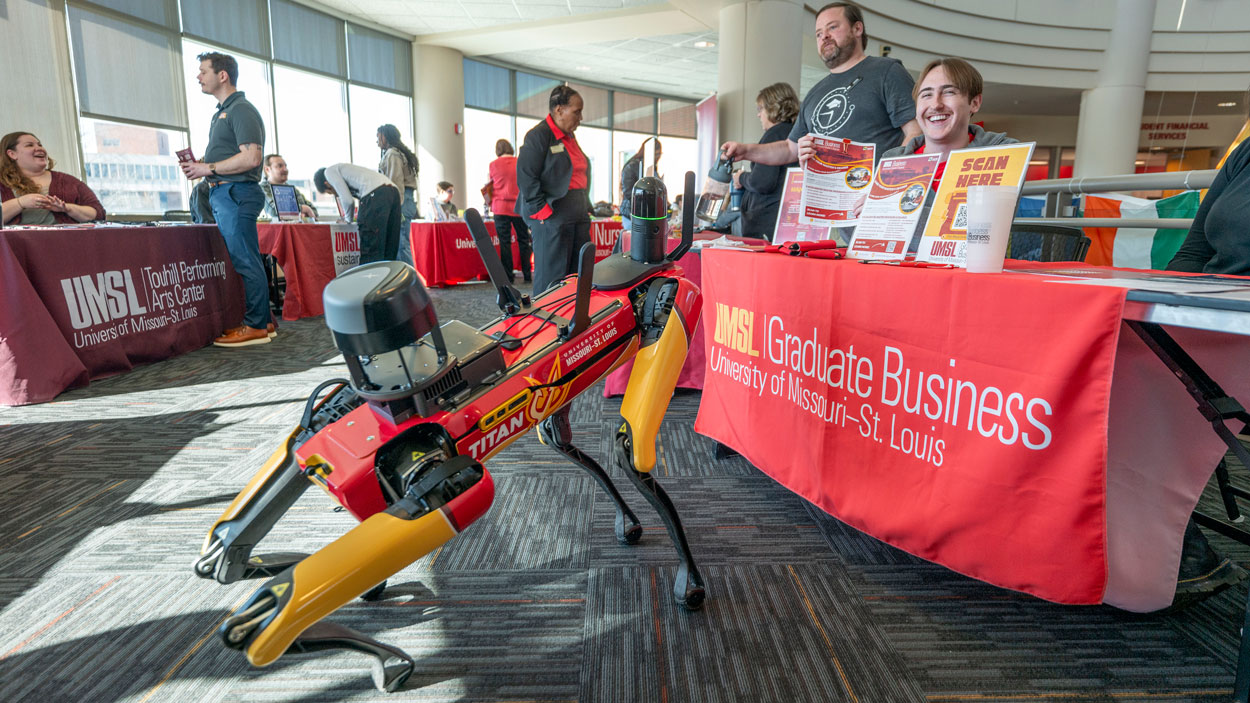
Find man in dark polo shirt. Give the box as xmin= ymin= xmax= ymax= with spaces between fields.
xmin=180 ymin=51 xmax=271 ymax=347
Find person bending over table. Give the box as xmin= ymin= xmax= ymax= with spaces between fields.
xmin=1 ymin=131 xmax=105 ymax=225
xmin=733 ymin=83 xmax=799 ymax=241
xmin=314 ymin=163 xmax=401 ymax=265
xmin=260 ymin=154 xmax=316 ymax=220
xmin=878 ymin=57 xmax=1016 ymax=252
xmin=377 ymin=124 xmax=420 ymax=265
xmin=484 ymin=139 xmax=531 ymax=284
xmin=1163 ymin=134 xmax=1250 ymax=606
xmin=517 ymin=85 xmax=592 ymax=294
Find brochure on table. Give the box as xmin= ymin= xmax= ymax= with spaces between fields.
xmin=915 ymin=142 xmax=1035 ymax=265
xmin=799 ymin=137 xmax=875 ymax=227
xmin=772 ymin=169 xmax=834 ymax=244
xmin=846 ymin=153 xmax=941 ymax=260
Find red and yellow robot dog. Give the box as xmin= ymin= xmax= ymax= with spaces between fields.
xmin=195 ymin=173 xmax=705 ymax=691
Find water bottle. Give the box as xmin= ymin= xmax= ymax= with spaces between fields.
xmin=695 ymin=156 xmax=733 ymax=223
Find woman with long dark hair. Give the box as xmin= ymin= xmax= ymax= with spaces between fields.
xmin=377 ymin=124 xmax=419 ymax=264
xmin=1 ymin=131 xmax=105 ymax=225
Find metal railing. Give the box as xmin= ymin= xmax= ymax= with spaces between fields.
xmin=1016 ymin=169 xmax=1216 ymax=230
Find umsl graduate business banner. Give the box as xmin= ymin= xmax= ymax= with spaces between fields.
xmin=694 ymin=250 xmax=1126 ymax=605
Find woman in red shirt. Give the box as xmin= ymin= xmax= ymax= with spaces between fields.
xmin=1 ymin=131 xmax=105 ymax=226
xmin=484 ymin=139 xmax=531 ymax=283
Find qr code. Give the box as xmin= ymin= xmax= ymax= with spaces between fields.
xmin=953 ymin=203 xmax=968 ymax=230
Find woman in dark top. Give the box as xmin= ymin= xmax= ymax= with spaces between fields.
xmin=736 ymin=83 xmax=800 ymax=241
xmin=1 ymin=131 xmax=105 ymax=225
xmin=1167 ymin=136 xmax=1250 ymax=275
xmin=516 ymin=85 xmax=591 ymax=293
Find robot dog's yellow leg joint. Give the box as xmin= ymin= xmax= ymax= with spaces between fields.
xmin=221 ymin=456 xmax=494 ymax=691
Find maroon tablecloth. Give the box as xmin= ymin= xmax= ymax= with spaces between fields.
xmin=257 ymin=223 xmax=336 ymax=320
xmin=412 ymin=220 xmax=623 ymax=287
xmin=0 ymin=225 xmax=244 ymax=405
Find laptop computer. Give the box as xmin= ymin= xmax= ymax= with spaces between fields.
xmin=270 ymin=184 xmax=301 ymax=222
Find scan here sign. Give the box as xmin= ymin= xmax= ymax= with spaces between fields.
xmin=331 ymin=224 xmax=361 ymax=276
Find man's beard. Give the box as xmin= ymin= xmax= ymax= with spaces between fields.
xmin=821 ymin=40 xmax=850 ymax=69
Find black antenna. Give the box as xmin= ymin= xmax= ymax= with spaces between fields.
xmin=465 ymin=208 xmax=525 ymax=315
xmin=667 ymin=171 xmax=695 ymax=262
xmin=562 ymin=242 xmax=595 ymax=339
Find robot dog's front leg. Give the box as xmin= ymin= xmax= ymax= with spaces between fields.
xmin=196 ymin=382 xmax=359 ymax=584
xmin=617 ymin=277 xmax=706 ymax=610
xmin=220 ymin=455 xmax=495 ymax=692
xmin=539 ymin=407 xmax=643 ymax=544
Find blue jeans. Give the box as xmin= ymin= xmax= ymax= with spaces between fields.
xmin=396 ymin=187 xmax=417 ymax=266
xmin=209 ymin=182 xmax=269 ymax=329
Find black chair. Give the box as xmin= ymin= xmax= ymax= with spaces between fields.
xmin=1006 ymin=224 xmax=1091 ymax=263
xmin=263 ymin=254 xmax=286 ymax=318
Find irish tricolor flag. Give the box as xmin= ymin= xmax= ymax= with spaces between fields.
xmin=1081 ymin=191 xmax=1200 ymax=269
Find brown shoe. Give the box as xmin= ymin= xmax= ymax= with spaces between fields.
xmin=266 ymin=322 xmax=277 ymax=339
xmin=214 ymin=325 xmax=271 ymax=347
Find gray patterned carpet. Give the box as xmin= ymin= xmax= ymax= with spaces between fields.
xmin=2 ymin=279 xmax=1248 ymax=703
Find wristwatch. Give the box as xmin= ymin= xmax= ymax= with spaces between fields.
xmin=209 ymin=162 xmax=217 ymax=174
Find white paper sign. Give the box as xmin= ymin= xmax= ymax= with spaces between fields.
xmin=847 ymin=153 xmax=941 ymax=261
xmin=330 ymin=223 xmax=361 ymax=275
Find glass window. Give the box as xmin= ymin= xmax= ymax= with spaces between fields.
xmin=182 ymin=39 xmax=275 ymax=160
xmin=271 ymin=0 xmax=347 ymax=78
xmin=273 ymin=65 xmax=350 ymax=213
xmin=569 ymin=83 xmax=609 ymax=128
xmin=658 ymin=136 xmax=698 ymax=200
xmin=347 ymin=24 xmax=411 ymax=93
xmin=349 ymin=84 xmax=413 ymax=170
xmin=80 ymin=116 xmax=190 ymax=215
xmin=88 ymin=0 xmax=178 ymax=28
xmin=516 ymin=71 xmax=560 ymax=118
xmin=464 ymin=60 xmax=511 ymax=113
xmin=464 ymin=108 xmax=516 ymax=215
xmin=179 ymin=0 xmax=269 ymax=57
xmin=68 ymin=5 xmax=186 ymax=129
xmin=658 ymin=99 xmax=696 ymax=138
xmin=575 ymin=125 xmax=613 ymax=206
xmin=614 ymin=92 xmax=654 ymax=133
xmin=614 ymin=130 xmax=651 ymax=202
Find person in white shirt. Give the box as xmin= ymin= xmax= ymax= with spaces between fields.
xmin=314 ymin=163 xmax=401 ymax=264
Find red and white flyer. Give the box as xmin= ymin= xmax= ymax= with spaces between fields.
xmin=799 ymin=137 xmax=875 ymax=227
xmin=847 ymin=153 xmax=941 ymax=260
xmin=772 ymin=169 xmax=833 ymax=244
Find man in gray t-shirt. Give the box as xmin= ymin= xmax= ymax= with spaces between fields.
xmin=789 ymin=55 xmax=916 ymax=158
xmin=723 ymin=2 xmax=920 ymax=171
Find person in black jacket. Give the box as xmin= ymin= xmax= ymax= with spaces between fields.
xmin=619 ymin=137 xmax=660 ymax=229
xmin=735 ymin=83 xmax=800 ymax=240
xmin=517 ymin=85 xmax=591 ymax=293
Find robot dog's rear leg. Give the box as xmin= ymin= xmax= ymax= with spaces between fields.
xmin=614 ymin=431 xmax=705 ymax=611
xmin=538 ymin=407 xmax=643 ymax=544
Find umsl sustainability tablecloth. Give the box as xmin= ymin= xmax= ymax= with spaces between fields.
xmin=694 ymin=250 xmax=1250 ymax=611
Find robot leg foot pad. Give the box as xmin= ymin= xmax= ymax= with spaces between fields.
xmin=616 ymin=512 xmax=643 ymax=545
xmin=673 ymin=563 xmax=706 ymax=611
xmin=289 ymin=621 xmax=414 ymax=693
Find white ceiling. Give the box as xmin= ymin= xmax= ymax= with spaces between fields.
xmin=315 ymin=0 xmax=1250 ymax=113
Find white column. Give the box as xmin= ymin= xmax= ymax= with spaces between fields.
xmin=413 ymin=45 xmax=467 ymax=210
xmin=1073 ymin=0 xmax=1157 ymax=178
xmin=716 ymin=0 xmax=805 ymax=145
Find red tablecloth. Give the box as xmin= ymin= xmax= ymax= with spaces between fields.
xmin=257 ymin=223 xmax=341 ymax=320
xmin=413 ymin=220 xmax=622 ymax=287
xmin=693 ymin=251 xmax=1250 ymax=612
xmin=0 ymin=225 xmax=244 ymax=405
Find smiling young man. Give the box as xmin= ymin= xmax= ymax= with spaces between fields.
xmin=260 ymin=154 xmax=317 ymax=219
xmin=879 ymin=57 xmax=1017 ymax=252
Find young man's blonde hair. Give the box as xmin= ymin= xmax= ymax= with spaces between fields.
xmin=912 ymin=57 xmax=983 ymax=101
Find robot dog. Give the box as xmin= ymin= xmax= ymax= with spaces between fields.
xmin=195 ymin=172 xmax=705 ymax=691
